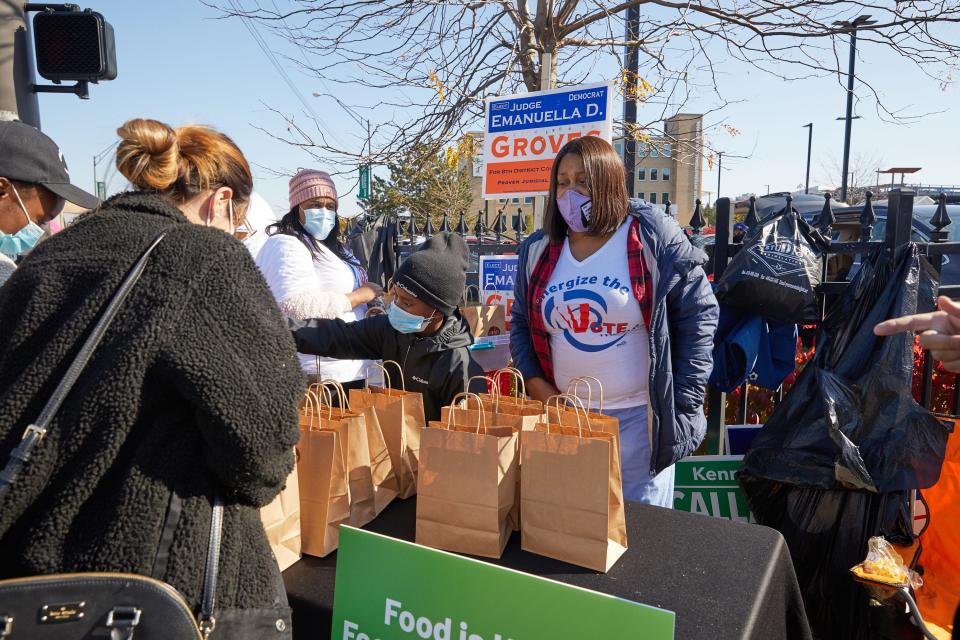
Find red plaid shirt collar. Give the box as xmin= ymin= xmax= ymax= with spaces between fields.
xmin=526 ymin=217 xmax=653 ymax=385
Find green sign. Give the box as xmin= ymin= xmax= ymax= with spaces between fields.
xmin=96 ymin=181 xmax=106 ymax=200
xmin=332 ymin=527 xmax=674 ymax=640
xmin=673 ymin=455 xmax=755 ymax=523
xmin=359 ymin=165 xmax=370 ymax=199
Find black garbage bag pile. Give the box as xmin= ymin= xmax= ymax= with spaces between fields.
xmin=738 ymin=244 xmax=949 ymax=640
xmin=717 ymin=207 xmax=829 ymax=324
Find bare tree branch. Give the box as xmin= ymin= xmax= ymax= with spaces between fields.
xmin=205 ymin=0 xmax=960 ymax=169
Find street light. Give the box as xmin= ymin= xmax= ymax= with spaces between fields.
xmin=834 ymin=14 xmax=877 ymax=203
xmin=802 ymin=123 xmax=813 ymax=194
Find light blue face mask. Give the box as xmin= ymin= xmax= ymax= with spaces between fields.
xmin=302 ymin=207 xmax=337 ymax=241
xmin=387 ymin=303 xmax=435 ymax=334
xmin=0 ymin=185 xmax=44 ymax=260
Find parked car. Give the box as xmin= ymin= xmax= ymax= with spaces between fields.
xmin=735 ymin=192 xmax=850 ymax=219
xmin=824 ymin=202 xmax=960 ymax=285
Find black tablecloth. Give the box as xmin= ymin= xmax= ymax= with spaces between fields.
xmin=283 ymin=499 xmax=811 ymax=640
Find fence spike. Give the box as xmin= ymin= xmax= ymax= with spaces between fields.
xmin=405 ymin=211 xmax=417 ymax=240
xmin=818 ymin=192 xmax=834 ymax=233
xmin=440 ymin=212 xmax=451 ymax=233
xmin=931 ymin=192 xmax=952 ymax=232
xmin=690 ymin=199 xmax=705 ymax=235
xmin=423 ymin=214 xmax=435 ymax=237
xmin=473 ymin=210 xmax=484 ymax=239
xmin=859 ymin=191 xmax=876 ymax=241
xmin=514 ymin=207 xmax=527 ymax=240
xmin=745 ymin=196 xmax=759 ymax=229
xmin=456 ymin=210 xmax=469 ymax=235
xmin=494 ymin=209 xmax=506 ymax=241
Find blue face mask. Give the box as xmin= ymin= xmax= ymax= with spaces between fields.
xmin=387 ymin=303 xmax=435 ymax=334
xmin=302 ymin=207 xmax=337 ymax=241
xmin=0 ymin=185 xmax=44 ymax=259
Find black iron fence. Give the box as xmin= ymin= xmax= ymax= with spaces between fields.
xmin=693 ymin=189 xmax=960 ymax=454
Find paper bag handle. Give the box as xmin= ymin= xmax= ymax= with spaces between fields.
xmin=382 ymin=360 xmax=406 ymax=391
xmin=446 ymin=392 xmax=486 ymax=433
xmin=468 ymin=375 xmax=499 ymax=413
xmin=566 ymin=376 xmax=605 ymax=415
xmin=303 ymin=387 xmax=333 ymax=424
xmin=462 ymin=284 xmax=481 ymax=305
xmin=493 ymin=367 xmax=526 ymax=400
xmin=545 ymin=394 xmax=587 ymax=438
xmin=319 ymin=378 xmax=351 ymax=411
xmin=364 ymin=362 xmax=393 ymax=390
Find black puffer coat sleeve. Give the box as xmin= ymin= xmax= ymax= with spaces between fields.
xmin=157 ymin=236 xmax=304 ymax=507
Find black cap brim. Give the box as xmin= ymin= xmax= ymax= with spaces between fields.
xmin=43 ymin=181 xmax=101 ymax=210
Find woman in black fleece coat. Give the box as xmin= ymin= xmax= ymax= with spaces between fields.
xmin=0 ymin=119 xmax=303 ymax=635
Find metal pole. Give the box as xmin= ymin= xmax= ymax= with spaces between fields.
xmin=0 ymin=3 xmax=41 ymax=126
xmin=532 ymin=51 xmax=554 ymax=229
xmin=840 ymin=29 xmax=858 ymax=203
xmin=623 ymin=4 xmax=640 ymax=198
xmin=716 ymin=152 xmax=722 ymax=199
xmin=803 ymin=123 xmax=813 ymax=194
xmin=93 ymin=155 xmax=97 ymax=194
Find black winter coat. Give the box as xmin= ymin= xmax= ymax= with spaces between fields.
xmin=288 ymin=314 xmax=486 ymax=421
xmin=0 ymin=192 xmax=304 ymax=614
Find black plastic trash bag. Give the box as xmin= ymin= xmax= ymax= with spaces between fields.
xmin=741 ymin=244 xmax=946 ymax=494
xmin=738 ymin=244 xmax=948 ymax=640
xmin=716 ymin=208 xmax=828 ymax=323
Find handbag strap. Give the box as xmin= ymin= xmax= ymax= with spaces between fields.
xmin=0 ymin=231 xmax=167 ymax=502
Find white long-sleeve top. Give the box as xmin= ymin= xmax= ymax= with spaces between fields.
xmin=255 ymin=234 xmax=370 ymax=381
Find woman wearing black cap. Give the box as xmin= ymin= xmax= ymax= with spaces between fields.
xmin=289 ymin=231 xmax=486 ymax=421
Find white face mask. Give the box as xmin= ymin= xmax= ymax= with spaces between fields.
xmin=0 ymin=184 xmax=45 ymax=259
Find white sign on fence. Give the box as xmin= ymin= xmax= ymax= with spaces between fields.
xmin=482 ymin=82 xmax=613 ymax=199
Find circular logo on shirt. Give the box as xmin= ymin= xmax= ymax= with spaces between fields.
xmin=544 ymin=288 xmax=633 ymax=352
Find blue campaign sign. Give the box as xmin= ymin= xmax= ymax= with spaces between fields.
xmin=480 ymin=255 xmax=518 ymax=291
xmin=487 ymin=83 xmax=610 ymax=134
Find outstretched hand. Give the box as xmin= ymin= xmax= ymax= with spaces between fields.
xmin=875 ymin=296 xmax=960 ymax=372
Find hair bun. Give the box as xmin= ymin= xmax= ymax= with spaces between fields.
xmin=115 ymin=118 xmax=180 ymax=192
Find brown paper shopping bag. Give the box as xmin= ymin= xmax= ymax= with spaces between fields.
xmin=297 ymin=390 xmax=351 ymax=557
xmin=460 ymin=285 xmax=506 ymax=338
xmin=311 ymin=380 xmax=378 ymax=527
xmin=418 ymin=393 xmax=519 ymax=559
xmin=348 ymin=361 xmax=426 ymax=499
xmin=563 ymin=376 xmax=620 ymax=446
xmin=357 ymin=402 xmax=400 ymax=515
xmin=520 ymin=395 xmax=628 ymax=572
xmin=482 ymin=368 xmax=544 ymax=416
xmin=260 ymin=458 xmax=301 ymax=571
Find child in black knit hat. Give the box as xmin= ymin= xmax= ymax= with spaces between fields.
xmin=288 ymin=232 xmax=487 ymax=421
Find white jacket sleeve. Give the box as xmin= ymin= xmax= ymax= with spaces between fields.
xmin=255 ymin=235 xmax=352 ymax=320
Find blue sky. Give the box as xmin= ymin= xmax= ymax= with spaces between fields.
xmin=36 ymin=1 xmax=959 ymax=217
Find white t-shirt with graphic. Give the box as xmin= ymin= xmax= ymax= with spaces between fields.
xmin=541 ymin=220 xmax=650 ymax=409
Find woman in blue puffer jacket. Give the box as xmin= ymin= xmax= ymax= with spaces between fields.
xmin=510 ymin=136 xmax=718 ymax=507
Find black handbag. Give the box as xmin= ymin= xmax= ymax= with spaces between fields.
xmin=0 ymin=232 xmax=229 ymax=639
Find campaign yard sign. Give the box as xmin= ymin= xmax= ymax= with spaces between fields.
xmin=482 ymin=82 xmax=613 ymax=198
xmin=673 ymin=456 xmax=755 ymax=523
xmin=480 ymin=255 xmax=518 ymax=330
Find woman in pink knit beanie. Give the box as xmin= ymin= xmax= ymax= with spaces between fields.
xmin=254 ymin=168 xmax=383 ymax=386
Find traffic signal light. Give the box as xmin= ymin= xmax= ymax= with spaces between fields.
xmin=32 ymin=8 xmax=117 ymax=83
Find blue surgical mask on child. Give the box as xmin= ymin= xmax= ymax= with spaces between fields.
xmin=387 ymin=303 xmax=436 ymax=334
xmin=0 ymin=184 xmax=44 ymax=259
xmin=302 ymin=207 xmax=337 ymax=240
